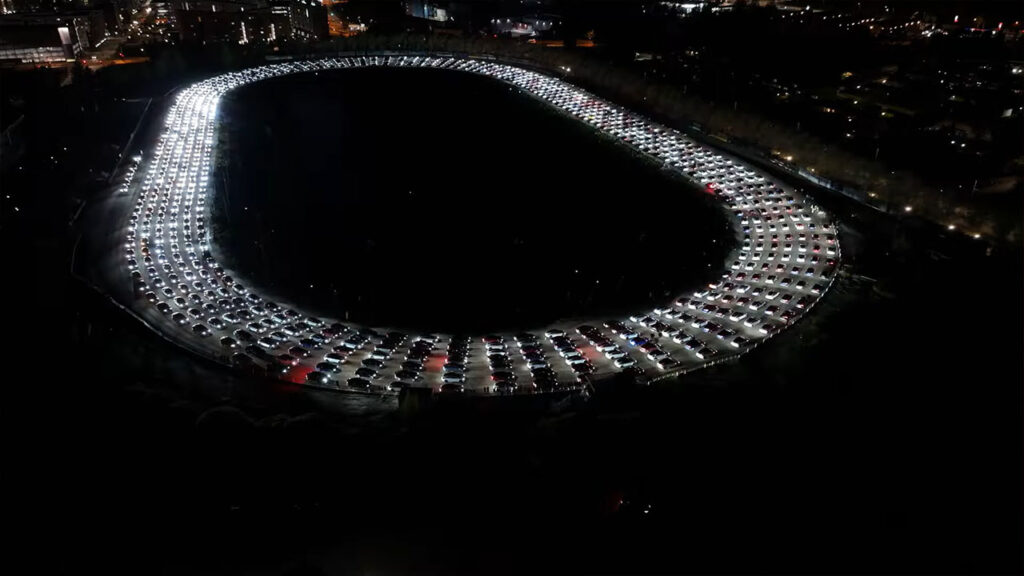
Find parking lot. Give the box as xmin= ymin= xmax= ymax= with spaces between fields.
xmin=110 ymin=55 xmax=840 ymax=396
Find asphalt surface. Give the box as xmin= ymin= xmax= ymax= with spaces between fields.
xmin=79 ymin=55 xmax=841 ymax=397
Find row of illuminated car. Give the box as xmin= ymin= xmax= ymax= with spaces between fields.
xmin=120 ymin=55 xmax=838 ymax=394
xmin=451 ymin=59 xmax=840 ymax=350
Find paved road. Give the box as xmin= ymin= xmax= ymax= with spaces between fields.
xmin=81 ymin=55 xmax=841 ymax=397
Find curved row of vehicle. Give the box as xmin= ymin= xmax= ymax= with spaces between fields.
xmin=118 ymin=55 xmax=840 ymax=395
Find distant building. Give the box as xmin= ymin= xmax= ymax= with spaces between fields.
xmin=0 ymin=10 xmax=105 ymax=63
xmin=173 ymin=0 xmax=326 ymax=45
xmin=489 ymin=14 xmax=557 ymax=37
xmin=94 ymin=0 xmax=142 ymax=34
xmin=404 ymin=1 xmax=501 ymax=30
xmin=1 ymin=0 xmax=75 ymax=15
xmin=2 ymin=0 xmax=141 ymax=14
xmin=404 ymin=0 xmax=449 ymax=23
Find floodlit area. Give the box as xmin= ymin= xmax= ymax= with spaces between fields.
xmin=117 ymin=55 xmax=841 ymax=396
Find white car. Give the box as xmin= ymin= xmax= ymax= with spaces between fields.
xmin=605 ymin=348 xmax=627 ymax=360
xmin=614 ymin=356 xmax=636 ymax=368
xmin=647 ymin=349 xmax=669 ymax=362
xmin=442 ymin=372 xmax=466 ymax=384
xmin=564 ymin=354 xmax=587 ymax=365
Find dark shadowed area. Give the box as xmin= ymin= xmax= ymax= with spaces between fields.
xmin=213 ymin=67 xmax=733 ymax=332
xmin=1 ymin=10 xmax=1021 ymax=571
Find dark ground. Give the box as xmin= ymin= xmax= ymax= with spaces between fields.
xmin=1 ymin=59 xmax=1021 ymax=575
xmin=213 ymin=67 xmax=733 ymax=333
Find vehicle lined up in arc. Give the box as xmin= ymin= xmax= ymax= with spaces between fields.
xmin=118 ymin=55 xmax=840 ymax=395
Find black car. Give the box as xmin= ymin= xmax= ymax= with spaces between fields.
xmin=571 ymin=362 xmax=594 ymax=374
xmin=306 ymin=371 xmax=329 ymax=385
xmin=316 ymin=361 xmax=340 ymax=374
xmin=604 ymin=320 xmax=627 ymax=333
xmin=534 ymin=374 xmax=559 ymax=390
xmin=550 ymin=334 xmax=572 ymax=345
xmin=347 ymin=377 xmax=371 ymax=390
xmin=245 ymin=344 xmax=272 ymax=360
xmin=410 ymin=342 xmax=433 ymax=353
xmin=395 ymin=369 xmax=422 ymax=382
xmin=266 ymin=362 xmax=290 ymax=376
xmin=406 ymin=350 xmax=431 ymax=362
xmin=520 ymin=344 xmax=542 ymax=355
